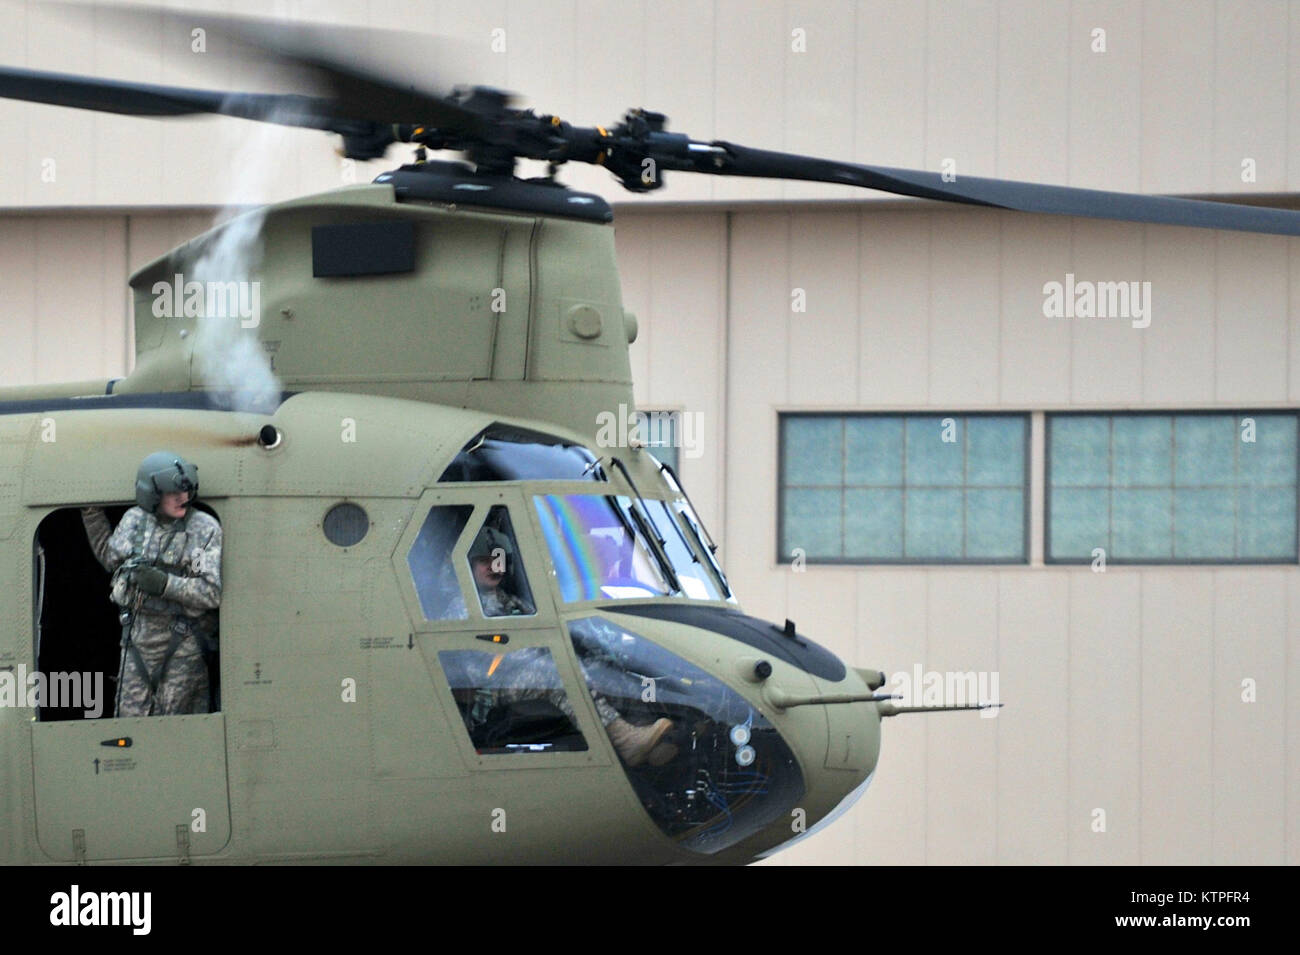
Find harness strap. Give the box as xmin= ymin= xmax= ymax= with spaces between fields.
xmin=119 ymin=511 xmax=191 ymax=715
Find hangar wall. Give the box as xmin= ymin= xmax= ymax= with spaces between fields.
xmin=616 ymin=206 xmax=1299 ymax=865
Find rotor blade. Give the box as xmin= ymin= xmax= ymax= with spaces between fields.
xmin=45 ymin=1 xmax=489 ymax=134
xmin=710 ymin=143 xmax=1300 ymax=237
xmin=0 ymin=65 xmax=335 ymax=126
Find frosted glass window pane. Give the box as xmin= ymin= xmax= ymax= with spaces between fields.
xmin=782 ymin=488 xmax=840 ymax=558
xmin=783 ymin=418 xmax=841 ymax=487
xmin=1239 ymin=415 xmax=1298 ymax=486
xmin=638 ymin=411 xmax=680 ymax=475
xmin=904 ymin=489 xmax=963 ymax=557
xmin=906 ymin=417 xmax=964 ymax=487
xmin=1173 ymin=489 xmax=1235 ymax=559
xmin=1051 ymin=416 xmax=1109 ymax=486
xmin=845 ymin=489 xmax=903 ymax=558
xmin=1174 ymin=416 xmax=1235 ymax=487
xmin=1238 ymin=488 xmax=1297 ymax=559
xmin=1112 ymin=489 xmax=1172 ymax=558
xmin=845 ymin=417 xmax=903 ymax=486
xmin=967 ymin=418 xmax=1025 ymax=487
xmin=1049 ymin=488 xmax=1109 ymax=558
xmin=1113 ymin=416 xmax=1172 ymax=487
xmin=966 ymin=489 xmax=1023 ymax=558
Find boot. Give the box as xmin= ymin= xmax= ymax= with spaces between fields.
xmin=647 ymin=740 xmax=679 ymax=767
xmin=606 ymin=717 xmax=673 ymax=767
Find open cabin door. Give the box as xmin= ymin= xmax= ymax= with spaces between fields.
xmin=29 ymin=506 xmax=231 ymax=862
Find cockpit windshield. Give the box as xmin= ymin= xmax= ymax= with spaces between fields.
xmin=643 ymin=500 xmax=724 ymax=600
xmin=534 ymin=494 xmax=670 ymax=601
xmin=534 ymin=494 xmax=726 ymax=602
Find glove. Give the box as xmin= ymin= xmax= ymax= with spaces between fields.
xmin=132 ymin=566 xmax=168 ymax=596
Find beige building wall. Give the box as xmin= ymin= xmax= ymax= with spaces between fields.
xmin=2 ymin=0 xmax=1298 ymax=865
xmin=615 ymin=206 xmax=1300 ymax=865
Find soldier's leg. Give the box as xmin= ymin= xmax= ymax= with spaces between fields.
xmin=590 ymin=692 xmax=621 ymax=727
xmin=494 ymin=648 xmax=580 ymax=725
xmin=116 ymin=616 xmax=170 ymax=717
xmin=154 ymin=636 xmax=210 ymax=715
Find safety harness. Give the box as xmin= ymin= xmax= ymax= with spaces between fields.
xmin=115 ymin=513 xmax=190 ymax=717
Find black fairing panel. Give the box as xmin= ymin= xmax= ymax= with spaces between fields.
xmin=608 ymin=604 xmax=846 ymax=682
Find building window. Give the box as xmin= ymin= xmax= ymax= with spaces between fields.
xmin=778 ymin=414 xmax=1028 ymax=563
xmin=1047 ymin=413 xmax=1299 ymax=562
xmin=637 ymin=410 xmax=681 ymax=474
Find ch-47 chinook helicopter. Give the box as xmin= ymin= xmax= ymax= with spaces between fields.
xmin=4 ymin=6 xmax=1300 ymax=867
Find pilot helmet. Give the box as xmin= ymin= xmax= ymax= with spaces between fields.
xmin=135 ymin=451 xmax=199 ymax=513
xmin=468 ymin=525 xmax=513 ymax=565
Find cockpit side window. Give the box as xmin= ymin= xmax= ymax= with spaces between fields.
xmin=407 ymin=505 xmax=474 ymax=620
xmin=439 ymin=424 xmax=606 ymax=483
xmin=438 ymin=647 xmax=587 ymax=754
xmin=467 ymin=506 xmax=536 ymax=618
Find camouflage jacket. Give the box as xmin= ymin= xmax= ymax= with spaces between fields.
xmin=478 ymin=585 xmax=534 ymax=617
xmin=82 ymin=506 xmax=223 ymax=619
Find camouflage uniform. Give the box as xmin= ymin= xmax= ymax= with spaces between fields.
xmin=470 ymin=584 xmax=621 ymax=727
xmin=83 ymin=506 xmax=222 ymax=717
xmin=476 ymin=585 xmax=533 ymax=617
xmin=467 ymin=647 xmax=621 ymax=734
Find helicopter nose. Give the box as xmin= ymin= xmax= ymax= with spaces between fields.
xmin=746 ymin=646 xmax=883 ymax=859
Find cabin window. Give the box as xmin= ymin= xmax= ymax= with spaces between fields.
xmin=407 ymin=505 xmax=474 ymax=620
xmin=467 ymin=506 xmax=536 ymax=618
xmin=323 ymin=502 xmax=369 ymax=546
xmin=438 ymin=648 xmax=587 ymax=754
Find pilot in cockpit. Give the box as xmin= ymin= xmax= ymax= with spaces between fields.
xmin=468 ymin=526 xmax=534 ymax=617
xmin=465 ymin=522 xmax=677 ymax=767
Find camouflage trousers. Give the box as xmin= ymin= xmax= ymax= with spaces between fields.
xmin=116 ymin=612 xmax=210 ymax=717
xmin=469 ymin=646 xmax=620 ymax=727
xmin=505 ymin=686 xmax=621 ymax=727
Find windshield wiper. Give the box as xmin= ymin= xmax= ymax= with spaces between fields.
xmin=610 ymin=457 xmax=682 ymax=595
xmin=657 ymin=461 xmax=731 ymax=597
xmin=658 ymin=462 xmax=718 ymax=553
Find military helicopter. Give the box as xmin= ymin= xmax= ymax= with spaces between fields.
xmin=3 ymin=5 xmax=1300 ymax=867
